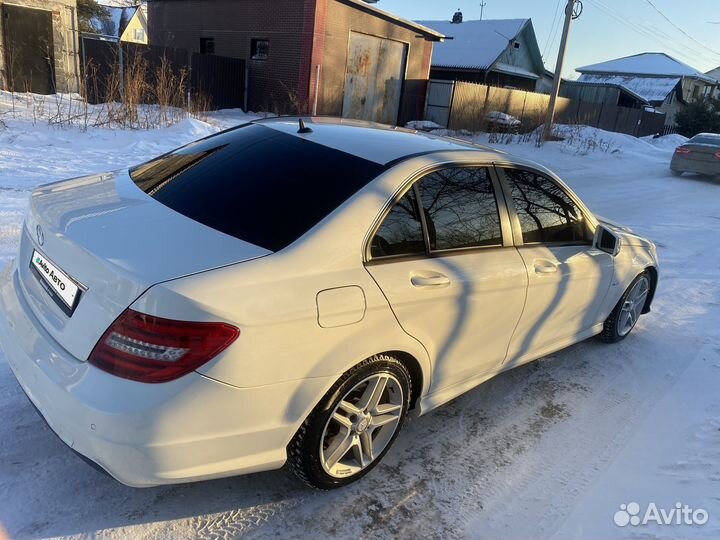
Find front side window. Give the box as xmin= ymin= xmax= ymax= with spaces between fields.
xmin=504 ymin=169 xmax=592 ymax=244
xmin=370 ymin=189 xmax=424 ymax=258
xmin=416 ymin=167 xmax=503 ymax=251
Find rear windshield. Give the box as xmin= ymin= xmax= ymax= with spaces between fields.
xmin=689 ymin=135 xmax=720 ymax=146
xmin=130 ymin=124 xmax=385 ymax=251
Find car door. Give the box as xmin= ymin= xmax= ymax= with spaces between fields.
xmin=496 ymin=166 xmax=614 ymax=365
xmin=365 ymin=165 xmax=528 ymax=392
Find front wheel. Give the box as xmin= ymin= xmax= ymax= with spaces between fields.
xmin=600 ymin=272 xmax=650 ymax=343
xmin=670 ymin=169 xmax=684 ymax=177
xmin=288 ymin=354 xmax=411 ymax=489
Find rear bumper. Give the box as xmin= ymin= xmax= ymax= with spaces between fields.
xmin=670 ymin=156 xmax=720 ymax=176
xmin=0 ymin=262 xmax=330 ymax=487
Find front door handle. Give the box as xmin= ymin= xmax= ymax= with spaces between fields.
xmin=410 ymin=273 xmax=451 ymax=288
xmin=533 ymin=259 xmax=558 ymax=274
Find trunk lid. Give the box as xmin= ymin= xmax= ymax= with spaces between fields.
xmin=18 ymin=171 xmax=270 ymax=361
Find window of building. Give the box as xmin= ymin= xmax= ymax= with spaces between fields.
xmin=200 ymin=37 xmax=215 ymax=55
xmin=251 ymin=38 xmax=270 ymax=60
xmin=416 ymin=167 xmax=503 ymax=251
xmin=134 ymin=28 xmax=145 ymax=41
xmin=692 ymin=85 xmax=700 ymax=99
xmin=504 ymin=168 xmax=592 ymax=245
xmin=513 ymin=41 xmax=521 ymax=49
xmin=371 ymin=189 xmax=425 ymax=258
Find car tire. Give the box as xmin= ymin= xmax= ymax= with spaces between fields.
xmin=288 ymin=354 xmax=411 ymax=490
xmin=670 ymin=169 xmax=683 ymax=177
xmin=599 ymin=272 xmax=651 ymax=343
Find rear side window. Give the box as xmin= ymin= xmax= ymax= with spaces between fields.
xmin=504 ymin=169 xmax=592 ymax=244
xmin=370 ymin=189 xmax=425 ymax=258
xmin=417 ymin=167 xmax=502 ymax=251
xmin=689 ymin=135 xmax=720 ymax=146
xmin=130 ymin=124 xmax=385 ymax=251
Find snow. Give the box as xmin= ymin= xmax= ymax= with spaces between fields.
xmin=416 ymin=19 xmax=528 ymax=70
xmin=578 ymin=52 xmax=715 ymax=82
xmin=576 ymin=74 xmax=681 ymax=103
xmin=405 ymin=120 xmax=443 ymax=131
xmin=1 ymin=98 xmax=720 ymax=539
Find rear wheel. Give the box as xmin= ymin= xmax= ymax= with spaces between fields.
xmin=600 ymin=272 xmax=650 ymax=343
xmin=288 ymin=354 xmax=411 ymax=490
xmin=670 ymin=169 xmax=683 ymax=177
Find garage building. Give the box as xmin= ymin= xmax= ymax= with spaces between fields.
xmin=0 ymin=0 xmax=80 ymax=94
xmin=148 ymin=0 xmax=445 ymax=124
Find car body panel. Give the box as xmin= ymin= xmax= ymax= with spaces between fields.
xmin=505 ymin=245 xmax=614 ymax=363
xmin=0 ymin=263 xmax=330 ymax=486
xmin=0 ymin=117 xmax=659 ymax=486
xmin=20 ymin=171 xmax=269 ymax=361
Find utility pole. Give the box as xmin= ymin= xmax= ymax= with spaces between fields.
xmin=543 ymin=0 xmax=582 ymax=142
xmin=479 ymin=1 xmax=487 ymax=20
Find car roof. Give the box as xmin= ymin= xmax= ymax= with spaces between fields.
xmin=254 ymin=116 xmax=506 ymax=166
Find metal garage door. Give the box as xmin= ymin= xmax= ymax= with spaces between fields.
xmin=2 ymin=4 xmax=55 ymax=94
xmin=342 ymin=32 xmax=407 ymax=125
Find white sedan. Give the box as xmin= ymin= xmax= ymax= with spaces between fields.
xmin=0 ymin=118 xmax=658 ymax=490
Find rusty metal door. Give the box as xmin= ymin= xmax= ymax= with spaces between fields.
xmin=2 ymin=4 xmax=55 ymax=94
xmin=342 ymin=32 xmax=407 ymax=125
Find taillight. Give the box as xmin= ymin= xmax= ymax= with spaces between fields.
xmin=88 ymin=309 xmax=240 ymax=383
xmin=715 ymin=151 xmax=720 ymax=160
xmin=675 ymin=147 xmax=691 ymax=155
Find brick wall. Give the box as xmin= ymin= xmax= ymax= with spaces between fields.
xmin=0 ymin=0 xmax=80 ymax=93
xmin=149 ymin=0 xmax=308 ymax=113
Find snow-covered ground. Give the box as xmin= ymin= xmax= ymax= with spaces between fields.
xmin=0 ymin=97 xmax=719 ymax=539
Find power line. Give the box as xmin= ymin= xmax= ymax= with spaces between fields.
xmin=642 ymin=0 xmax=720 ymax=59
xmin=586 ymin=0 xmax=720 ymax=68
xmin=542 ymin=0 xmax=563 ymax=61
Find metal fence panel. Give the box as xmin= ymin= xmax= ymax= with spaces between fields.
xmin=425 ymin=80 xmax=454 ymax=127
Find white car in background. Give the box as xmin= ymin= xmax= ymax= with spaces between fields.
xmin=0 ymin=118 xmax=658 ymax=490
xmin=485 ymin=111 xmax=522 ymax=132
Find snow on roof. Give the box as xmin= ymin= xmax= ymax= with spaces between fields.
xmin=416 ymin=19 xmax=528 ymax=70
xmin=578 ymin=53 xmax=715 ymax=83
xmin=576 ymin=74 xmax=681 ymax=103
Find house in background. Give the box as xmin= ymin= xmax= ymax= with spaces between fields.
xmin=148 ymin=0 xmax=445 ymax=123
xmin=0 ymin=0 xmax=80 ymax=94
xmin=417 ymin=14 xmax=547 ymax=92
xmin=570 ymin=53 xmax=717 ymax=126
xmin=706 ymin=67 xmax=720 ymax=98
xmin=91 ymin=3 xmax=148 ymax=44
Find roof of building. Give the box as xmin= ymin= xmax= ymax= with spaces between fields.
xmin=89 ymin=5 xmax=139 ymax=38
xmin=415 ymin=19 xmax=530 ymax=70
xmin=575 ymin=74 xmax=681 ymax=104
xmin=338 ymin=0 xmax=446 ymax=41
xmin=577 ymin=53 xmax=716 ymax=83
xmin=562 ymin=79 xmax=651 ymax=105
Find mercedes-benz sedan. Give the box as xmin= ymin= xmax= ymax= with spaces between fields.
xmin=0 ymin=118 xmax=658 ymax=489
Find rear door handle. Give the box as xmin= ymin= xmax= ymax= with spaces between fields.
xmin=410 ymin=273 xmax=451 ymax=288
xmin=533 ymin=260 xmax=558 ymax=275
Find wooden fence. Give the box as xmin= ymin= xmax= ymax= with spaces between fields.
xmin=427 ymin=80 xmax=667 ymax=138
xmin=80 ymin=36 xmax=246 ymax=110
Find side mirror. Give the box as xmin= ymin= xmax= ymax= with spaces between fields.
xmin=595 ymin=225 xmax=621 ymax=256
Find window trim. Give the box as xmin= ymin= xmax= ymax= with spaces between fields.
xmin=364 ymin=162 xmax=514 ymax=264
xmin=493 ymin=164 xmax=598 ymax=247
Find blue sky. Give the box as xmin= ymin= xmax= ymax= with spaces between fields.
xmin=378 ymin=0 xmax=720 ymax=78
